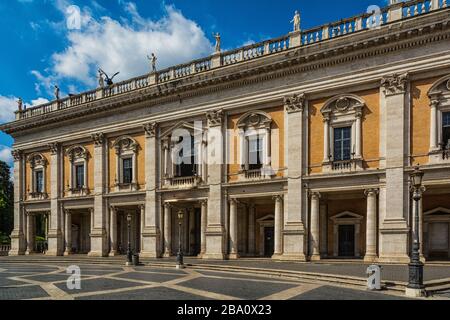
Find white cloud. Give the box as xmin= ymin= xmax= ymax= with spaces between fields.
xmin=0 ymin=95 xmax=50 ymax=124
xmin=0 ymin=96 xmax=18 ymax=124
xmin=0 ymin=146 xmax=13 ymax=165
xmin=34 ymin=2 xmax=213 ymax=90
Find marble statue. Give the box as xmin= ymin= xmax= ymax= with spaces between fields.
xmin=147 ymin=53 xmax=157 ymax=72
xmin=54 ymin=85 xmax=60 ymax=100
xmin=291 ymin=10 xmax=301 ymax=32
xmin=214 ymin=33 xmax=221 ymax=52
xmin=17 ymin=98 xmax=23 ymax=112
xmin=98 ymin=69 xmax=105 ymax=88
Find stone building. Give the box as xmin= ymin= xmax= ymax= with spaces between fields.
xmin=1 ymin=1 xmax=450 ymax=263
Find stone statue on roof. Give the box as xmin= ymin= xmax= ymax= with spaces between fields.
xmin=17 ymin=97 xmax=23 ymax=112
xmin=214 ymin=33 xmax=221 ymax=53
xmin=291 ymin=10 xmax=301 ymax=32
xmin=98 ymin=69 xmax=105 ymax=88
xmin=147 ymin=53 xmax=157 ymax=73
xmin=54 ymin=85 xmax=60 ymax=100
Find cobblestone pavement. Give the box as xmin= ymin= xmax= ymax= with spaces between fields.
xmin=0 ymin=262 xmax=417 ymax=300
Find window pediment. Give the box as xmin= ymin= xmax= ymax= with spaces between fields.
xmin=113 ymin=136 xmax=139 ymax=154
xmin=321 ymin=95 xmax=365 ymax=117
xmin=237 ymin=111 xmax=272 ymax=130
xmin=160 ymin=121 xmax=204 ymax=140
xmin=27 ymin=153 xmax=47 ymax=168
xmin=428 ymin=74 xmax=450 ymax=97
xmin=65 ymin=145 xmax=88 ymax=162
xmin=330 ymin=211 xmax=363 ymax=221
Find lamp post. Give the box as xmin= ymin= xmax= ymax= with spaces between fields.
xmin=126 ymin=213 xmax=133 ymax=266
xmin=406 ymin=166 xmax=425 ymax=297
xmin=176 ymin=209 xmax=185 ymax=269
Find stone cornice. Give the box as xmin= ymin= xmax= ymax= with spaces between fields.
xmin=2 ymin=10 xmax=450 ymax=137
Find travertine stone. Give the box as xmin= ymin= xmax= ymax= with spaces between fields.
xmin=47 ymin=143 xmax=63 ymax=256
xmin=309 ymin=192 xmax=321 ymax=261
xmin=9 ymin=150 xmax=25 ymax=256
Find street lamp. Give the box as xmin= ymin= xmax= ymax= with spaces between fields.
xmin=176 ymin=209 xmax=185 ymax=269
xmin=126 ymin=213 xmax=133 ymax=266
xmin=406 ymin=166 xmax=425 ymax=297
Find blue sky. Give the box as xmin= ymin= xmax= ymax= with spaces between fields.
xmin=0 ymin=0 xmax=390 ymax=170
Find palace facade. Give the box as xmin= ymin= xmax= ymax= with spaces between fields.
xmin=2 ymin=1 xmax=450 ymax=263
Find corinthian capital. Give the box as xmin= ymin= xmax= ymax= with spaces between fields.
xmin=284 ymin=93 xmax=306 ymax=114
xmin=206 ymin=109 xmax=224 ymax=127
xmin=91 ymin=133 xmax=105 ymax=147
xmin=11 ymin=149 xmax=22 ymax=162
xmin=143 ymin=122 xmax=158 ymax=138
xmin=381 ymin=73 xmax=409 ymax=96
xmin=48 ymin=142 xmax=60 ymax=155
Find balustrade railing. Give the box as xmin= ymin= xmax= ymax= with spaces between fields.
xmin=332 ymin=160 xmax=355 ymax=171
xmin=0 ymin=245 xmax=10 ymax=256
xmin=168 ymin=176 xmax=200 ymax=188
xmin=244 ymin=169 xmax=263 ymax=180
xmin=14 ymin=1 xmax=447 ymax=121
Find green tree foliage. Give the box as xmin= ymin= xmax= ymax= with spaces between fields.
xmin=0 ymin=161 xmax=13 ymax=240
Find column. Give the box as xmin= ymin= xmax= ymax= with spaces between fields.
xmin=355 ymin=112 xmax=362 ymax=158
xmin=319 ymin=203 xmax=328 ymax=257
xmin=242 ymin=205 xmax=248 ymax=255
xmin=189 ymin=208 xmax=196 ymax=255
xmin=229 ymin=199 xmax=238 ymax=259
xmin=323 ymin=117 xmax=330 ymax=162
xmin=364 ymin=189 xmax=378 ymax=262
xmin=264 ymin=127 xmax=271 ymax=169
xmin=284 ymin=93 xmax=307 ymax=261
xmin=26 ymin=213 xmax=34 ymax=254
xmin=163 ymin=203 xmax=172 ymax=257
xmin=64 ymin=211 xmax=72 ymax=255
xmin=47 ymin=143 xmax=63 ymax=256
xmin=430 ymin=100 xmax=438 ymax=150
xmin=140 ymin=205 xmax=145 ymax=253
xmin=248 ymin=203 xmax=256 ymax=256
xmin=200 ymin=200 xmax=207 ymax=256
xmin=89 ymin=133 xmax=107 ymax=257
xmin=310 ymin=192 xmax=321 ymax=260
xmin=109 ymin=207 xmax=118 ymax=256
xmin=9 ymin=150 xmax=25 ymax=255
xmin=273 ymin=195 xmax=283 ymax=257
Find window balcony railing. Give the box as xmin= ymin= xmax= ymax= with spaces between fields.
xmin=27 ymin=192 xmax=48 ymax=200
xmin=164 ymin=175 xmax=202 ymax=189
xmin=66 ymin=186 xmax=90 ymax=197
xmin=238 ymin=167 xmax=276 ymax=182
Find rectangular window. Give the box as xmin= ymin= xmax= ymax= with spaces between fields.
xmin=122 ymin=158 xmax=133 ymax=184
xmin=176 ymin=135 xmax=197 ymax=177
xmin=248 ymin=135 xmax=263 ymax=170
xmin=443 ymin=112 xmax=450 ymax=148
xmin=75 ymin=164 xmax=84 ymax=189
xmin=334 ymin=127 xmax=352 ymax=161
xmin=35 ymin=170 xmax=43 ymax=193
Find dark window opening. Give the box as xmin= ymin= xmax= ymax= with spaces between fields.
xmin=175 ymin=136 xmax=198 ymax=177
xmin=334 ymin=127 xmax=352 ymax=161
xmin=443 ymin=112 xmax=450 ymax=148
xmin=248 ymin=135 xmax=263 ymax=170
xmin=75 ymin=164 xmax=84 ymax=189
xmin=122 ymin=158 xmax=133 ymax=184
xmin=35 ymin=170 xmax=43 ymax=193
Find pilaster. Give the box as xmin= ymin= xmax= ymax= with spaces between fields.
xmin=9 ymin=150 xmax=25 ymax=255
xmin=89 ymin=133 xmax=108 ymax=257
xmin=281 ymin=93 xmax=307 ymax=261
xmin=141 ymin=122 xmax=161 ymax=258
xmin=46 ymin=143 xmax=63 ymax=256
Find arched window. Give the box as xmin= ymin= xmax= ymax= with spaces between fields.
xmin=428 ymin=75 xmax=450 ymax=163
xmin=27 ymin=153 xmax=48 ymax=199
xmin=321 ymin=95 xmax=365 ymax=172
xmin=113 ymin=136 xmax=139 ymax=191
xmin=237 ymin=111 xmax=273 ymax=177
xmin=65 ymin=145 xmax=89 ymax=196
xmin=160 ymin=121 xmax=205 ymax=188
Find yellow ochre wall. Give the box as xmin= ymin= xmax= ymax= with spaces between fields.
xmin=63 ymin=143 xmax=94 ymax=196
xmin=108 ymin=134 xmax=146 ymax=191
xmin=309 ymin=89 xmax=380 ymax=174
xmin=227 ymin=106 xmax=285 ymax=182
xmin=410 ymin=77 xmax=440 ymax=165
xmin=25 ymin=151 xmax=51 ymax=200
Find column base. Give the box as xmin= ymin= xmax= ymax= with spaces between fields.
xmin=363 ymin=254 xmax=378 ymax=263
xmin=377 ymin=255 xmax=410 ymax=264
xmin=8 ymin=249 xmax=25 ymax=256
xmin=163 ymin=252 xmax=172 ymax=258
xmin=278 ymin=253 xmax=307 ymax=262
xmin=25 ymin=250 xmax=34 ymax=255
xmin=202 ymin=253 xmax=227 ymax=260
xmin=405 ymin=287 xmax=425 ymax=298
xmin=140 ymin=251 xmax=161 ymax=258
xmin=109 ymin=250 xmax=119 ymax=257
xmin=88 ymin=251 xmax=108 ymax=257
xmin=228 ymin=253 xmax=239 ymax=260
xmin=64 ymin=251 xmax=73 ymax=256
xmin=310 ymin=254 xmax=321 ymax=261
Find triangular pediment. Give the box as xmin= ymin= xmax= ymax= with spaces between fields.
xmin=160 ymin=121 xmax=204 ymax=139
